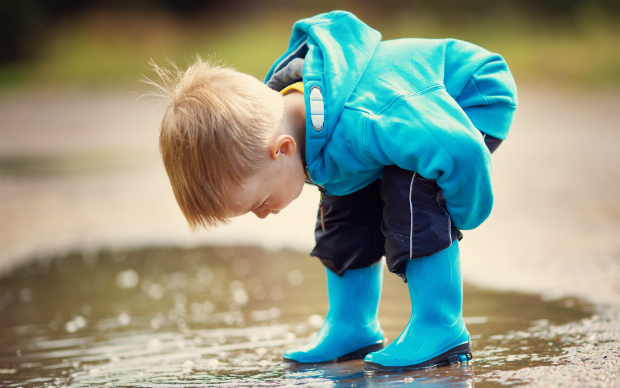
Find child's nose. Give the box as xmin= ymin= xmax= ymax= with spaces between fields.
xmin=252 ymin=208 xmax=270 ymax=219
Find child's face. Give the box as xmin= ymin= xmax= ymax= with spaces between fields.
xmin=229 ymin=135 xmax=305 ymax=219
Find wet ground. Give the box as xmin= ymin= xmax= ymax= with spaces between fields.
xmin=1 ymin=245 xmax=616 ymax=387
xmin=1 ymin=87 xmax=620 ymax=386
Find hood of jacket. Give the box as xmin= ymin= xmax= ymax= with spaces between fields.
xmin=265 ymin=11 xmax=382 ymax=168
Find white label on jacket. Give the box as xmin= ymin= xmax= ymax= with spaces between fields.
xmin=310 ymin=86 xmax=324 ymax=131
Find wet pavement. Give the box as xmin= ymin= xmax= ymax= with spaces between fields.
xmin=1 ymin=87 xmax=620 ymax=386
xmin=1 ymin=245 xmax=617 ymax=387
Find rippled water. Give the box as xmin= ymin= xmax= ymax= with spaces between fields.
xmin=0 ymin=246 xmax=593 ymax=387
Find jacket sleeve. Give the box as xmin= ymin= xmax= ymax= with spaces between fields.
xmin=442 ymin=39 xmax=518 ymax=140
xmin=364 ymin=86 xmax=493 ymax=230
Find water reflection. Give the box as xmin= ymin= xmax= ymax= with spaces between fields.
xmin=284 ymin=360 xmax=475 ymax=387
xmin=0 ymin=246 xmax=592 ymax=387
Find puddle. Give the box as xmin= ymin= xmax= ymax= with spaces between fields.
xmin=0 ymin=246 xmax=597 ymax=387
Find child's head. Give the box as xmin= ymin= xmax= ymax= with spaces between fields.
xmin=146 ymin=57 xmax=287 ymax=230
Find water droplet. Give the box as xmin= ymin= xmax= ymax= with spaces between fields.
xmin=148 ymin=284 xmax=165 ymax=299
xmin=270 ymin=287 xmax=284 ymax=301
xmin=183 ymin=359 xmax=194 ymax=372
xmin=564 ymin=299 xmax=576 ymax=308
xmin=233 ymin=259 xmax=250 ymax=276
xmin=81 ymin=304 xmax=92 ymax=316
xmin=111 ymin=249 xmax=127 ymax=262
xmin=204 ymin=358 xmax=220 ymax=370
xmin=252 ymin=286 xmax=266 ymax=300
xmin=190 ymin=302 xmax=202 ymax=314
xmin=175 ymin=294 xmax=187 ymax=305
xmin=116 ymin=269 xmax=139 ymax=289
xmin=203 ymin=301 xmax=215 ymax=313
xmin=18 ymin=288 xmax=33 ymax=303
xmin=82 ymin=250 xmax=98 ymax=269
xmin=150 ymin=318 xmax=161 ymax=330
xmin=197 ymin=268 xmax=213 ymax=285
xmin=118 ymin=313 xmax=131 ymax=326
xmin=65 ymin=321 xmax=78 ymax=333
xmin=147 ymin=338 xmax=162 ymax=351
xmin=171 ymin=272 xmax=188 ymax=289
xmin=211 ymin=283 xmax=223 ymax=296
xmin=232 ymin=288 xmax=248 ymax=305
xmin=89 ymin=368 xmax=100 ymax=375
xmin=230 ymin=281 xmax=243 ymax=290
xmin=286 ymin=270 xmax=304 ymax=286
xmin=308 ymin=314 xmax=324 ymax=328
xmin=175 ymin=304 xmax=187 ymax=315
xmin=224 ymin=314 xmax=235 ymax=325
xmin=74 ymin=315 xmax=86 ymax=329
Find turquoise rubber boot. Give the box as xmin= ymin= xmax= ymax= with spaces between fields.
xmin=364 ymin=242 xmax=472 ymax=371
xmin=283 ymin=261 xmax=385 ymax=363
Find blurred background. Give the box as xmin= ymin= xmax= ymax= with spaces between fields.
xmin=1 ymin=0 xmax=620 ymax=89
xmin=1 ymin=1 xmax=620 ymax=386
xmin=2 ymin=0 xmax=620 ymax=306
xmin=2 ymin=0 xmax=620 ymax=304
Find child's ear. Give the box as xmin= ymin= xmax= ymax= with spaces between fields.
xmin=270 ymin=135 xmax=297 ymax=159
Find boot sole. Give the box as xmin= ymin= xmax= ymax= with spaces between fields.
xmin=364 ymin=341 xmax=473 ymax=372
xmin=284 ymin=340 xmax=385 ymax=364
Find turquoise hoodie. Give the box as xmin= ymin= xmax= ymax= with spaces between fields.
xmin=265 ymin=11 xmax=517 ymax=231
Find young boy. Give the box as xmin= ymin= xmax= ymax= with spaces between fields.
xmin=151 ymin=11 xmax=517 ymax=372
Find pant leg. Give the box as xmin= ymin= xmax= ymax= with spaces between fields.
xmin=309 ymin=179 xmax=386 ymax=276
xmin=380 ymin=166 xmax=461 ymax=281
xmin=482 ymin=133 xmax=503 ymax=154
xmin=380 ymin=132 xmax=502 ymax=281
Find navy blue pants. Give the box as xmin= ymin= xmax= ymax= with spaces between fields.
xmin=310 ymin=133 xmax=502 ymax=281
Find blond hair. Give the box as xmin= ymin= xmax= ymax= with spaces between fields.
xmin=143 ymin=57 xmax=284 ymax=230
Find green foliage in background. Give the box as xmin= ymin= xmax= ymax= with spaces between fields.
xmin=1 ymin=6 xmax=619 ymax=90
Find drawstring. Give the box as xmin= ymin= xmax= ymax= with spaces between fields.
xmin=305 ymin=166 xmax=327 ymax=232
xmin=319 ymin=189 xmax=325 ymax=232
